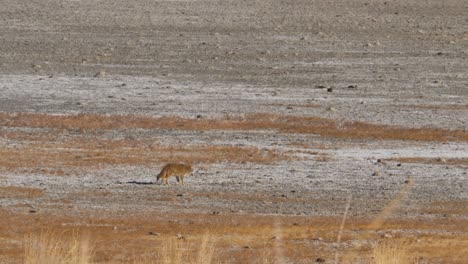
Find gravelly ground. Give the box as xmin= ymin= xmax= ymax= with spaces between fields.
xmin=0 ymin=0 xmax=467 ymax=263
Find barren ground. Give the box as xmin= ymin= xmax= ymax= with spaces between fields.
xmin=0 ymin=0 xmax=467 ymax=263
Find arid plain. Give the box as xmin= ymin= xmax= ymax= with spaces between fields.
xmin=0 ymin=0 xmax=467 ymax=263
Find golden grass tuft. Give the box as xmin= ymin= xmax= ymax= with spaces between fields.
xmin=372 ymin=240 xmax=417 ymax=264
xmin=24 ymin=230 xmax=93 ymax=264
xmin=155 ymin=234 xmax=217 ymax=264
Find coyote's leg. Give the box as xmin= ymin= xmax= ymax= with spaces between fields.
xmin=181 ymin=176 xmax=185 ymax=185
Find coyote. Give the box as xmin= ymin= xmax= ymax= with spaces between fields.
xmin=156 ymin=163 xmax=193 ymax=185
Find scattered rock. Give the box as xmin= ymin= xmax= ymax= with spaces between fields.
xmin=94 ymin=70 xmax=106 ymax=78
xmin=397 ymin=163 xmax=402 ymax=167
xmin=437 ymin=157 xmax=447 ymax=163
xmin=327 ymin=87 xmax=333 ymax=92
xmin=347 ymin=85 xmax=357 ymax=89
xmin=176 ymin=194 xmax=183 ymax=197
xmin=437 ymin=52 xmax=443 ymax=56
xmin=196 ymin=114 xmax=202 ymax=118
xmin=326 ymin=107 xmax=336 ymax=112
xmin=372 ymin=171 xmax=382 ymax=177
xmin=316 ymin=257 xmax=326 ymax=263
xmin=212 ymin=211 xmax=220 ymax=215
xmin=243 ymin=246 xmax=251 ymax=249
xmin=29 ymin=209 xmax=37 ymax=213
xmin=316 ymin=85 xmax=327 ymax=89
xmin=286 ymin=106 xmax=293 ymax=110
xmin=148 ymin=232 xmax=160 ymax=236
xmin=176 ymin=234 xmax=185 ymax=239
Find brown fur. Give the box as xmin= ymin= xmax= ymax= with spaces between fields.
xmin=156 ymin=163 xmax=193 ymax=185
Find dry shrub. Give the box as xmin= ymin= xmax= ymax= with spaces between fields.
xmin=24 ymin=230 xmax=93 ymax=264
xmin=1 ymin=112 xmax=466 ymax=142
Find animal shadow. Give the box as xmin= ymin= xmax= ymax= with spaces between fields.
xmin=126 ymin=180 xmax=155 ymax=185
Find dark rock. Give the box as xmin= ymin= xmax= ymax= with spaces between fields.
xmin=94 ymin=70 xmax=105 ymax=78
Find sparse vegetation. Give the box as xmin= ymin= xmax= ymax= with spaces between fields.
xmin=372 ymin=240 xmax=415 ymax=264
xmin=1 ymin=112 xmax=466 ymax=142
xmin=24 ymin=230 xmax=93 ymax=264
xmin=0 ymin=140 xmax=286 ymax=169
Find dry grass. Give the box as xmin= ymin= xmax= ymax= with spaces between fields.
xmin=0 ymin=186 xmax=43 ymax=198
xmin=0 ymin=209 xmax=465 ymax=263
xmin=372 ymin=240 xmax=416 ymax=264
xmin=0 ymin=140 xmax=286 ymax=169
xmin=24 ymin=230 xmax=93 ymax=264
xmin=1 ymin=112 xmax=466 ymax=142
